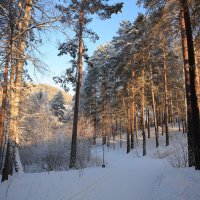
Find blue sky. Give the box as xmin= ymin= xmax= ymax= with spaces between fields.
xmin=29 ymin=0 xmax=143 ymax=94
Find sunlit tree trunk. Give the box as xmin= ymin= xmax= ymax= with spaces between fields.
xmin=135 ymin=104 xmax=139 ymax=144
xmin=147 ymin=108 xmax=150 ymax=138
xmin=131 ymin=103 xmax=135 ymax=149
xmin=2 ymin=44 xmax=16 ymax=181
xmin=142 ymin=68 xmax=146 ymax=156
xmin=131 ymin=68 xmax=135 ymax=149
xmin=0 ymin=38 xmax=10 ymax=170
xmin=13 ymin=0 xmax=32 ymax=173
xmin=126 ymin=82 xmax=131 ymax=153
xmin=163 ymin=44 xmax=169 ymax=146
xmin=150 ymin=64 xmax=159 ymax=147
xmin=170 ymin=91 xmax=175 ymax=128
xmin=2 ymin=0 xmax=32 ymax=181
xmin=127 ymin=106 xmax=131 ymax=153
xmin=180 ymin=0 xmax=195 ymax=167
xmin=194 ymin=48 xmax=200 ymax=109
xmin=69 ymin=3 xmax=84 ymax=168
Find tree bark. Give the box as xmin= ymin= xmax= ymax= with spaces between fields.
xmin=127 ymin=106 xmax=131 ymax=154
xmin=150 ymin=64 xmax=159 ymax=147
xmin=69 ymin=3 xmax=84 ymax=168
xmin=180 ymin=0 xmax=196 ymax=167
xmin=135 ymin=104 xmax=139 ymax=144
xmin=147 ymin=108 xmax=150 ymax=138
xmin=93 ymin=117 xmax=97 ymax=145
xmin=0 ymin=38 xmax=10 ymax=170
xmin=142 ymin=68 xmax=146 ymax=156
xmin=13 ymin=0 xmax=32 ymax=173
xmin=170 ymin=91 xmax=175 ymax=128
xmin=2 ymin=0 xmax=32 ymax=181
xmin=2 ymin=44 xmax=16 ymax=181
xmin=194 ymin=48 xmax=200 ymax=109
xmin=131 ymin=68 xmax=135 ymax=149
xmin=131 ymin=103 xmax=135 ymax=149
xmin=163 ymin=44 xmax=169 ymax=146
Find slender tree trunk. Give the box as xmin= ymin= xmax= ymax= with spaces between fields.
xmin=150 ymin=65 xmax=159 ymax=147
xmin=182 ymin=118 xmax=185 ymax=134
xmin=147 ymin=108 xmax=150 ymax=138
xmin=184 ymin=91 xmax=188 ymax=133
xmin=131 ymin=103 xmax=135 ymax=149
xmin=163 ymin=45 xmax=169 ymax=146
xmin=127 ymin=106 xmax=131 ymax=154
xmin=182 ymin=64 xmax=188 ymax=133
xmin=176 ymin=93 xmax=181 ymax=132
xmin=119 ymin=119 xmax=122 ymax=148
xmin=170 ymin=91 xmax=175 ymax=128
xmin=135 ymin=104 xmax=139 ymax=144
xmin=142 ymin=68 xmax=146 ymax=156
xmin=93 ymin=117 xmax=97 ymax=145
xmin=69 ymin=4 xmax=84 ymax=169
xmin=161 ymin=110 xmax=164 ymax=136
xmin=131 ymin=68 xmax=135 ymax=149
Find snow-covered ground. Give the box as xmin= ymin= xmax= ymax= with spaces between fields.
xmin=1 ymin=128 xmax=200 ymax=200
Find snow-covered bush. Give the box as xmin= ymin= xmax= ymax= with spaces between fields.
xmin=168 ymin=134 xmax=188 ymax=168
xmin=76 ymin=138 xmax=92 ymax=169
xmin=19 ymin=91 xmax=96 ymax=172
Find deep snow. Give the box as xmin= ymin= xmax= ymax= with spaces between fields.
xmin=0 ymin=128 xmax=200 ymax=200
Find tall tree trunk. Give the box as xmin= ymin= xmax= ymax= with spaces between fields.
xmin=127 ymin=82 xmax=131 ymax=154
xmin=194 ymin=48 xmax=200 ymax=109
xmin=180 ymin=0 xmax=196 ymax=167
xmin=163 ymin=45 xmax=169 ymax=146
xmin=127 ymin=106 xmax=131 ymax=154
xmin=131 ymin=103 xmax=135 ymax=149
xmin=119 ymin=119 xmax=122 ymax=148
xmin=2 ymin=0 xmax=32 ymax=181
xmin=147 ymin=108 xmax=150 ymax=138
xmin=182 ymin=118 xmax=185 ymax=134
xmin=142 ymin=68 xmax=146 ymax=156
xmin=131 ymin=68 xmax=135 ymax=149
xmin=176 ymin=93 xmax=181 ymax=132
xmin=13 ymin=0 xmax=32 ymax=173
xmin=0 ymin=39 xmax=10 ymax=170
xmin=161 ymin=110 xmax=164 ymax=136
xmin=150 ymin=64 xmax=159 ymax=147
xmin=69 ymin=3 xmax=84 ymax=168
xmin=2 ymin=45 xmax=16 ymax=181
xmin=170 ymin=91 xmax=175 ymax=128
xmin=135 ymin=104 xmax=139 ymax=144
xmin=93 ymin=87 xmax=97 ymax=145
xmin=183 ymin=0 xmax=200 ymax=169
xmin=93 ymin=117 xmax=97 ymax=145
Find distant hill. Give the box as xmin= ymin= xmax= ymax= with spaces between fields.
xmin=23 ymin=84 xmax=72 ymax=104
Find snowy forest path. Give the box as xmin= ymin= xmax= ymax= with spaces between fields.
xmin=61 ymin=170 xmax=110 ymax=200
xmin=63 ymin=150 xmax=168 ymax=200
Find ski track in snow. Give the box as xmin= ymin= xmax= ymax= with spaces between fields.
xmin=61 ymin=171 xmax=110 ymax=200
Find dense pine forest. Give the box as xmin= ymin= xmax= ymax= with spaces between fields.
xmin=0 ymin=0 xmax=200 ymax=200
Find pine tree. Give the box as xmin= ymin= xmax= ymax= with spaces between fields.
xmin=50 ymin=91 xmax=66 ymax=123
xmin=55 ymin=0 xmax=123 ymax=168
